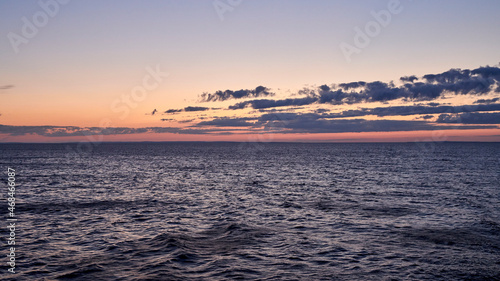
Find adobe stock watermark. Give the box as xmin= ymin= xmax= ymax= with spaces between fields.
xmin=6 ymin=168 xmax=17 ymax=274
xmin=65 ymin=64 xmax=169 ymax=157
xmin=213 ymin=0 xmax=242 ymax=21
xmin=7 ymin=0 xmax=70 ymax=54
xmin=110 ymin=65 xmax=169 ymax=120
xmin=339 ymin=0 xmax=407 ymax=63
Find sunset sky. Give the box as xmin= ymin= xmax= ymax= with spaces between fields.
xmin=1 ymin=0 xmax=500 ymax=142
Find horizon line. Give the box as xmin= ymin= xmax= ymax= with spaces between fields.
xmin=1 ymin=141 xmax=499 ymax=145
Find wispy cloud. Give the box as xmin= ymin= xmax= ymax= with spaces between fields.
xmin=257 ymin=118 xmax=493 ymax=134
xmin=199 ymin=86 xmax=274 ymax=102
xmin=320 ymin=103 xmax=500 ymax=119
xmin=0 ymin=125 xmax=235 ymax=137
xmin=164 ymin=106 xmax=210 ymax=114
xmin=0 ymin=120 xmax=495 ymax=138
xmin=195 ymin=117 xmax=256 ymax=127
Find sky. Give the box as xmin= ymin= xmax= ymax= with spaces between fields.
xmin=1 ymin=0 xmax=500 ymax=142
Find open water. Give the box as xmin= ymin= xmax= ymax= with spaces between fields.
xmin=0 ymin=142 xmax=499 ymax=280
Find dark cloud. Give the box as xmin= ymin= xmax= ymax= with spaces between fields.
xmin=297 ymin=87 xmax=317 ymax=97
xmin=422 ymin=67 xmax=499 ymax=95
xmin=338 ymin=81 xmax=366 ymax=90
xmin=1 ymin=115 xmax=495 ymax=138
xmin=319 ymin=85 xmax=331 ymax=92
xmin=199 ymin=86 xmax=274 ymax=102
xmin=471 ymin=66 xmax=500 ymax=79
xmin=436 ymin=112 xmax=500 ymax=124
xmin=149 ymin=127 xmax=245 ymax=135
xmin=165 ymin=109 xmax=182 ymax=114
xmin=196 ymin=117 xmax=255 ymax=127
xmin=363 ymin=81 xmax=407 ymax=102
xmin=257 ymin=116 xmax=493 ymax=134
xmin=184 ymin=106 xmax=209 ymax=112
xmin=400 ymin=75 xmax=418 ymax=83
xmin=315 ymin=108 xmax=330 ymax=114
xmin=161 ymin=118 xmax=194 ymax=123
xmin=225 ymin=66 xmax=500 ymax=110
xmin=164 ymin=106 xmax=209 ymax=114
xmin=423 ymin=68 xmax=471 ymax=84
xmin=419 ymin=115 xmax=435 ymax=120
xmin=323 ymin=103 xmax=500 ymax=119
xmin=0 ymin=125 xmax=149 ymax=137
xmin=403 ymin=82 xmax=444 ymax=100
xmin=474 ymin=98 xmax=499 ymax=104
xmin=318 ymin=89 xmax=362 ymax=105
xmin=228 ymin=97 xmax=317 ymax=110
xmin=0 ymin=124 xmax=241 ymax=137
xmin=229 ymin=101 xmax=500 ymax=120
xmin=244 ymin=102 xmax=500 ymax=123
xmin=187 ymin=112 xmax=495 ymax=134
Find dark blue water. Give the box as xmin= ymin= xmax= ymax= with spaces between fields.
xmin=1 ymin=142 xmax=499 ymax=280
